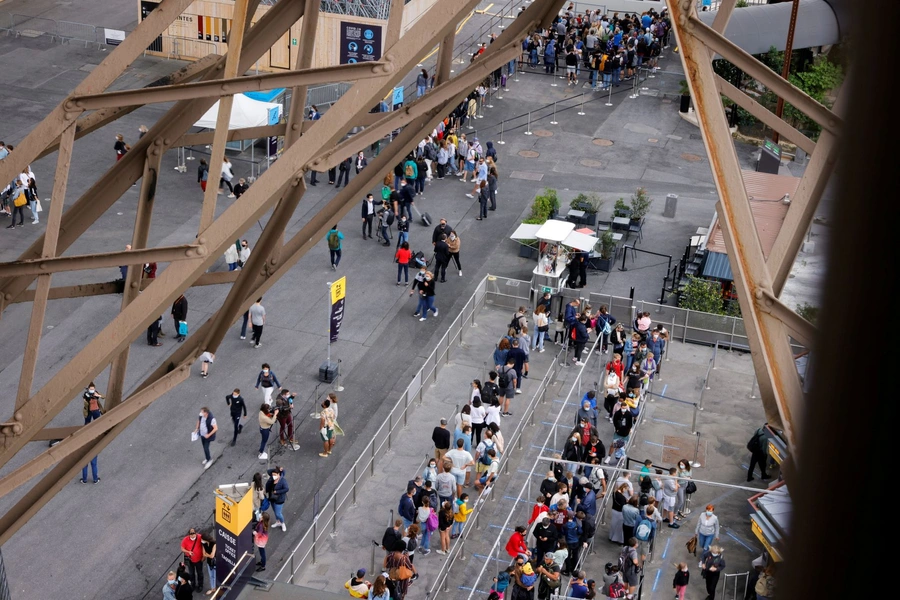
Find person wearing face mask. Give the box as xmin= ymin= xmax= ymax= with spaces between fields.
xmin=700 ymin=545 xmax=726 ymax=599
xmin=162 ymin=570 xmax=178 ymax=600
xmin=255 ymin=363 xmax=281 ymax=403
xmin=225 ymin=388 xmax=247 ymax=447
xmin=605 ymin=403 xmax=634 ymax=464
xmin=417 ymin=271 xmax=439 ymax=322
xmin=82 ymin=382 xmax=105 ymax=425
xmin=180 ymin=528 xmax=204 ymax=591
xmin=695 ymin=504 xmax=720 ymax=552
xmin=194 ymin=407 xmax=218 ymax=469
xmin=257 ymin=403 xmax=279 ymax=460
xmin=423 ymin=458 xmax=438 ymax=484
xmin=261 ymin=466 xmax=289 ymax=531
xmin=675 ymin=459 xmax=693 ymax=519
xmin=446 ymin=231 xmax=462 ymax=276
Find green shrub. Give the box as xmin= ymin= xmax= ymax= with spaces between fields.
xmin=678 ymin=276 xmax=725 ymax=314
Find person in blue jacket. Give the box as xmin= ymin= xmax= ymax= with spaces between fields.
xmin=646 ymin=328 xmax=666 ymax=375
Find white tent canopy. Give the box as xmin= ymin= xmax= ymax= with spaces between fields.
xmin=535 ymin=220 xmax=575 ymax=242
xmin=194 ymin=94 xmax=283 ymax=129
xmin=510 ymin=223 xmax=542 ymax=241
xmin=563 ymin=231 xmax=599 ymax=252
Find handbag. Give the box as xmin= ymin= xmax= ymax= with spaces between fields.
xmin=35 ymin=199 xmax=43 ymax=212
xmin=686 ymin=535 xmax=698 ymax=556
xmin=178 ymin=321 xmax=188 ymax=336
xmin=685 ymin=481 xmax=698 ymax=495
xmin=389 ymin=564 xmax=413 ymax=581
xmin=13 ymin=193 xmax=26 ymax=208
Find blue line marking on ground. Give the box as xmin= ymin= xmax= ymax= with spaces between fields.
xmin=552 ymin=399 xmax=578 ymax=406
xmin=661 ymin=384 xmax=668 ymax=396
xmin=458 ymin=585 xmax=492 ymax=594
xmin=740 ymin=464 xmax=749 ymax=470
xmin=474 ymin=553 xmax=511 ymax=564
xmin=652 ymin=418 xmax=688 ymax=427
xmin=661 ymin=537 xmax=672 ymax=560
xmin=725 ymin=530 xmax=757 ymax=552
xmin=652 ymin=568 xmax=662 ymax=591
xmin=502 ymin=496 xmax=531 ymax=504
xmin=488 ymin=524 xmax=517 ymax=532
xmin=643 ymin=440 xmax=679 ymax=450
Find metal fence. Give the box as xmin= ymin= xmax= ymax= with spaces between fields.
xmin=158 ymin=36 xmax=219 ymax=61
xmin=1 ymin=12 xmax=128 ymax=48
xmin=273 ymin=274 xmax=490 ymax=582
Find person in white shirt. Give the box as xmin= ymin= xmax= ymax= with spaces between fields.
xmin=614 ymin=472 xmax=634 ymax=499
xmin=474 ymin=448 xmax=499 ymax=492
xmin=220 ymin=158 xmax=235 ymax=197
xmin=444 ymin=439 xmax=475 ymax=496
xmin=470 ymin=398 xmax=487 ymax=444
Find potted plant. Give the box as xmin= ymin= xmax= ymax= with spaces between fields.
xmin=570 ymin=192 xmax=602 ymax=227
xmin=613 ymin=197 xmax=630 ymax=219
xmin=679 ymin=79 xmax=691 ymax=113
xmin=517 ymin=189 xmax=560 ymax=258
xmin=629 ymin=187 xmax=652 ymax=225
xmin=595 ymin=229 xmax=616 ymax=272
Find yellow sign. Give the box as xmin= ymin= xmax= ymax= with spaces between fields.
xmin=330 ymin=276 xmax=347 ymax=304
xmin=215 ymin=486 xmax=253 ymax=537
xmin=767 ymin=440 xmax=783 ymax=465
xmin=751 ymin=519 xmax=783 ymax=562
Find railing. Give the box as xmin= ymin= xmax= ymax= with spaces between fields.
xmin=273 ymin=274 xmax=490 ymax=582
xmin=1 ymin=12 xmax=128 ymax=47
xmin=0 ymin=549 xmax=10 ymax=600
xmin=158 ymin=36 xmax=220 ymax=61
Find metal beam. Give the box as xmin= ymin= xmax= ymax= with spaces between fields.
xmin=0 ymin=244 xmax=203 ymax=278
xmin=0 ymin=0 xmax=197 ymax=187
xmin=37 ymin=54 xmax=221 ymax=161
xmin=687 ymin=13 xmax=841 ymax=135
xmin=70 ymin=61 xmax=388 ymax=110
xmin=715 ymin=76 xmax=816 ymax=156
xmin=768 ymin=90 xmax=845 ymax=295
xmin=671 ymin=1 xmax=806 ymax=452
xmin=283 ymin=0 xmax=321 ymax=149
xmin=710 ymin=0 xmax=737 ymax=34
xmin=0 ymin=0 xmax=309 ymax=306
xmin=385 ymin=0 xmax=407 ymax=47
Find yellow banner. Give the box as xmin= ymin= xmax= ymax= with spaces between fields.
xmin=215 ymin=486 xmax=253 ymax=537
xmin=330 ymin=276 xmax=347 ymax=305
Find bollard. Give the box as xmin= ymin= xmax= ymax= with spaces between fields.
xmin=486 ymin=87 xmax=494 ymax=108
xmin=550 ymin=101 xmax=558 ymax=125
xmin=477 ymin=96 xmax=484 ymax=119
xmin=370 ymin=440 xmax=376 ymax=476
xmin=498 ymin=120 xmax=505 ymax=145
xmin=458 ymin=538 xmax=466 ymax=561
xmin=387 ymin=414 xmax=393 ymax=451
xmin=351 ymin=463 xmax=358 ymax=506
xmin=578 ymin=93 xmax=586 ymax=116
xmin=606 ymin=82 xmax=614 ymax=107
xmin=330 ymin=494 xmax=338 ymax=537
xmin=333 ymin=359 xmax=344 ymax=391
xmin=312 ymin=518 xmax=318 ymax=564
xmin=691 ymin=403 xmax=699 ymax=434
xmin=524 ymin=112 xmax=533 ymax=135
xmin=750 ymin=377 xmax=758 ymax=399
xmin=290 ymin=554 xmax=295 ymax=584
xmin=403 ymin=393 xmax=409 ymax=428
xmin=691 ymin=431 xmax=702 ymax=468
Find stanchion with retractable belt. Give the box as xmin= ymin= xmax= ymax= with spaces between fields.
xmin=498 ymin=120 xmax=506 ymax=145
xmin=578 ymin=93 xmax=586 ymax=116
xmin=550 ymin=101 xmax=558 ymax=125
xmin=524 ymin=112 xmax=533 ymax=135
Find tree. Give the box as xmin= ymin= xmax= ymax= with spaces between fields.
xmin=678 ymin=276 xmax=725 ymax=314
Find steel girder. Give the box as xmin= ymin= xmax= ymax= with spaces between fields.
xmin=0 ymin=0 xmax=566 ymax=545
xmin=669 ymin=0 xmax=841 ymax=457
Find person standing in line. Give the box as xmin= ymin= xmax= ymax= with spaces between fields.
xmin=114 ymin=133 xmax=128 ymax=161
xmin=699 ymin=545 xmax=726 ymax=600
xmin=253 ymin=512 xmax=270 ymax=572
xmin=201 ymin=529 xmax=217 ymax=594
xmin=319 ymin=398 xmax=337 ymax=457
xmin=475 ymin=180 xmax=489 ymax=221
xmin=248 ymin=297 xmax=266 ymax=349
xmin=395 ymin=241 xmax=411 ymax=286
xmin=226 ymin=388 xmax=247 ymax=447
xmin=219 ymin=158 xmax=235 ymax=197
xmin=261 ymin=465 xmax=289 ymax=531
xmin=257 ymin=403 xmax=278 ymax=460
xmin=432 ymin=417 xmax=451 ymax=463
xmin=197 ymin=159 xmax=209 ymax=192
xmin=326 ymin=224 xmax=344 ymax=270
xmin=572 ymin=315 xmax=590 ymax=366
xmin=498 ymin=356 xmax=518 ymax=416
xmin=467 ymin=157 xmax=488 ymax=199
xmin=224 ymin=240 xmax=240 ymax=271
xmin=447 ymin=231 xmax=462 ymax=277
xmin=695 ymin=504 xmax=720 ymax=552
xmin=533 ymin=305 xmax=549 ymax=352
xmin=180 ymin=528 xmax=205 ymax=591
xmin=255 ymin=363 xmax=281 ymax=403
xmin=416 ymin=68 xmax=429 ymax=97
xmin=172 ymin=293 xmax=188 ymax=342
xmin=194 ymin=407 xmax=218 ymax=469
xmin=162 ymin=571 xmax=178 ymax=600
xmin=675 ymin=459 xmax=693 ymax=519
xmin=307 ymin=106 xmax=321 ymax=185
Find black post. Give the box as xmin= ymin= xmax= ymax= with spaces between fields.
xmin=619 ymin=246 xmax=630 ymax=271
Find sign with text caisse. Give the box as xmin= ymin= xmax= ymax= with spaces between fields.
xmin=329 ymin=276 xmax=346 ymax=343
xmin=215 ymin=484 xmax=253 ymax=586
xmin=339 ymin=22 xmax=382 ymax=65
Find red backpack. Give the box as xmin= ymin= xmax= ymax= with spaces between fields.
xmin=608 ymin=581 xmax=627 ymax=598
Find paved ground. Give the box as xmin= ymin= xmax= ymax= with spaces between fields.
xmin=0 ymin=1 xmax=819 ymax=598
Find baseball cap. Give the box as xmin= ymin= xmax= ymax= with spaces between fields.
xmin=356 ymin=568 xmax=366 ymax=578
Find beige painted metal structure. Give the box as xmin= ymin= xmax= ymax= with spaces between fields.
xmin=0 ymin=0 xmax=566 ymax=545
xmin=669 ymin=0 xmax=840 ymax=460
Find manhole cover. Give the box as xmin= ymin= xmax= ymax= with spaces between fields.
xmin=509 ymin=171 xmax=544 ymax=181
xmin=648 ymin=138 xmax=659 ymax=143
xmin=592 ymin=139 xmax=614 ymax=146
xmin=579 ymin=159 xmax=603 ymax=168
xmin=518 ymin=150 xmax=540 ymax=158
xmin=533 ymin=130 xmax=553 ymax=137
xmin=681 ymin=153 xmax=703 ymax=162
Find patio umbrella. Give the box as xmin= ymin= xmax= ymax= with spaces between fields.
xmin=575 ymin=227 xmax=594 ymax=235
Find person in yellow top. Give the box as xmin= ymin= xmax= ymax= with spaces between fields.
xmin=451 ymin=493 xmax=471 ymax=538
xmin=343 ymin=568 xmax=370 ymax=598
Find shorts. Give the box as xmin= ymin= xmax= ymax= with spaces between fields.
xmin=504 ymin=388 xmax=515 ymax=399
xmin=451 ymin=468 xmax=465 ymax=485
xmin=662 ymin=495 xmax=676 ymax=511
xmin=567 ymin=66 xmax=576 ymax=74
xmin=476 ymin=462 xmax=488 ymax=474
xmin=465 ymin=161 xmax=475 ymax=172
xmin=624 ymin=570 xmax=639 ymax=586
xmin=613 ymin=433 xmax=629 ymax=443
xmin=320 ymin=427 xmax=334 ymax=442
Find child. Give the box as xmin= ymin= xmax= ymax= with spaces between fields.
xmin=673 ymin=562 xmax=689 ymax=599
xmin=519 ymin=561 xmax=538 ymax=589
xmin=423 ymin=459 xmax=438 ymax=484
xmin=451 ymin=493 xmax=471 ymax=538
xmin=491 ymin=565 xmax=513 ymax=599
xmin=553 ymin=318 xmax=566 ymax=345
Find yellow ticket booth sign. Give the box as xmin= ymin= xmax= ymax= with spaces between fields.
xmin=215 ymin=483 xmax=254 ymax=586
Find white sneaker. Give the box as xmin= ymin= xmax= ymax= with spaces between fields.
xmin=575 ymin=361 xmax=585 ymax=366
xmin=204 ymin=459 xmax=214 ymax=470
xmin=458 ymin=271 xmax=462 ymax=276
xmin=419 ymin=317 xmax=427 ymax=322
xmin=227 ymin=194 xmax=236 ymax=199
xmin=436 ymin=550 xmax=447 ymax=555
xmin=202 ymin=460 xmax=208 ymax=466
xmin=240 ymin=336 xmax=246 ymax=340
xmin=604 ymin=456 xmax=611 ymax=464
xmin=280 ymin=522 xmax=287 ymax=531
xmin=291 ymin=443 xmax=301 ymax=451
xmin=515 ymin=389 xmax=522 ymax=395
xmin=465 ymin=193 xmax=474 ymax=198
xmin=258 ymin=452 xmax=268 ymax=460
xmin=432 ymin=309 xmax=439 ymax=317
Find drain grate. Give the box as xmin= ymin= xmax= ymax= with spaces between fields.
xmin=509 ymin=171 xmax=544 ymax=181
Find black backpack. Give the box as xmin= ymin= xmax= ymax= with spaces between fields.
xmin=747 ymin=428 xmax=765 ymax=453
xmin=497 ymin=368 xmax=510 ymax=390
xmin=384 ymin=208 xmax=395 ymax=226
xmin=411 ymin=251 xmax=426 ymax=267
xmin=508 ymin=313 xmax=522 ymax=333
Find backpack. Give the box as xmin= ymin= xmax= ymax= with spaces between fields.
xmin=479 ymin=449 xmax=493 ymax=466
xmin=404 ymin=163 xmax=415 ymax=177
xmin=597 ymin=315 xmax=612 ymax=335
xmin=482 ymin=381 xmax=500 ymax=403
xmin=508 ymin=313 xmax=522 ymax=333
xmin=747 ymin=428 xmax=765 ymax=453
xmin=608 ymin=581 xmax=627 ymax=598
xmin=497 ymin=368 xmax=510 ymax=390
xmin=635 ymin=519 xmax=652 ymax=541
xmin=426 ymin=509 xmax=439 ymax=532
xmin=381 ymin=185 xmax=391 ymax=201
xmin=384 ymin=208 xmax=395 ymax=226
xmin=327 ymin=231 xmax=341 ymax=250
xmin=412 ymin=250 xmax=426 ymax=267
xmin=599 ymin=54 xmax=608 ymax=71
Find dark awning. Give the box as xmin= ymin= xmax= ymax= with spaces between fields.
xmin=701 ymin=251 xmax=734 ymax=281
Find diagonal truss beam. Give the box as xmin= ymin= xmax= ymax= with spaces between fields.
xmin=670 ymin=1 xmax=810 ymax=454
xmin=0 ymin=243 xmax=202 ymax=278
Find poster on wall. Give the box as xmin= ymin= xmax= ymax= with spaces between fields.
xmin=339 ymin=22 xmax=383 ymax=65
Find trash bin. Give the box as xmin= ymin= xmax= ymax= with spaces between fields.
xmin=664 ymin=194 xmax=678 ymax=218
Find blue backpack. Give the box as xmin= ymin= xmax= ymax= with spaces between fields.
xmin=635 ymin=519 xmax=652 ymax=541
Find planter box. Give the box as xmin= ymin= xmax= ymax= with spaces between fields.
xmin=596 ymin=257 xmax=613 ymax=272
xmin=582 ymin=213 xmax=597 ymax=227
xmin=518 ymin=245 xmax=538 ymax=259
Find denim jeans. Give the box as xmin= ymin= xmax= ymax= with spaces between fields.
xmin=530 ymin=49 xmax=538 ymax=66
xmin=698 ymin=532 xmax=714 ymax=552
xmin=417 ymin=85 xmax=426 ymax=97
xmin=425 ymin=296 xmax=437 ymax=315
xmin=206 ymin=563 xmax=216 ymax=589
xmin=81 ymin=456 xmax=99 ymax=482
xmin=451 ymin=521 xmax=464 ymax=536
xmin=402 ymin=517 xmax=413 ymax=529
xmin=532 ymin=330 xmax=546 ymax=350
xmin=603 ymin=72 xmax=611 ymax=87
xmin=259 ymin=427 xmax=271 ymax=454
xmin=613 ymin=68 xmax=621 ymax=86
xmin=400 ymin=203 xmax=413 ymax=221
xmin=241 ymin=312 xmax=249 ymax=337
xmin=397 ymin=263 xmax=409 ymax=283
xmin=397 ymin=231 xmax=409 ymax=247
xmin=257 ymin=546 xmax=267 ymax=567
xmin=201 ymin=436 xmax=212 ymax=461
xmin=507 ymin=59 xmax=516 ymax=76
xmin=260 ymin=499 xmax=285 ymax=524
xmin=416 ymin=296 xmax=428 ymax=316
xmin=415 ymin=177 xmax=426 ymax=194
xmin=84 ymin=410 xmax=102 ymax=425
xmin=591 ymin=69 xmax=598 ymax=87
xmin=228 ymin=262 xmax=238 ymax=271
xmin=421 ymin=528 xmax=432 ymax=550
xmin=330 ymin=248 xmax=342 ymax=267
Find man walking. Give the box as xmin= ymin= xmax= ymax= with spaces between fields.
xmin=194 ymin=407 xmax=218 ymax=469
xmin=326 ymin=225 xmax=344 ymax=270
xmin=746 ymin=424 xmax=771 ymax=481
xmin=432 ymin=418 xmax=451 ymax=463
xmin=225 ymin=388 xmax=247 ymax=447
xmin=249 ymin=297 xmax=266 ymax=349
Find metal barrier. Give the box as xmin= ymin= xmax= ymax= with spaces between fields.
xmin=57 ymin=20 xmax=99 ymax=48
xmin=0 ymin=549 xmax=10 ymax=600
xmin=0 ymin=12 xmax=131 ymax=47
xmin=720 ymin=570 xmax=751 ymax=600
xmin=12 ymin=14 xmax=58 ymax=41
xmin=273 ymin=274 xmax=490 ymax=583
xmin=158 ymin=36 xmax=220 ymax=61
xmin=484 ymin=274 xmax=532 ymax=311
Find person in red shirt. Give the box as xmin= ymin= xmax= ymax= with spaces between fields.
xmin=529 ymin=496 xmax=549 ymax=524
xmin=505 ymin=525 xmax=532 ymax=561
xmin=395 ymin=241 xmax=412 ymax=286
xmin=180 ymin=528 xmax=204 ymax=591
